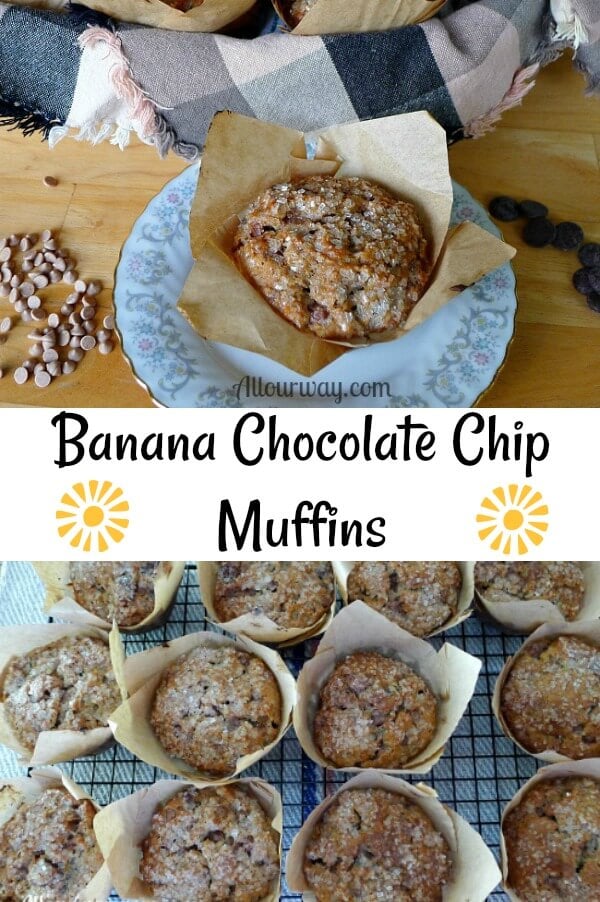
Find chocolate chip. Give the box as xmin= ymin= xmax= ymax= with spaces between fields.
xmin=518 ymin=200 xmax=548 ymax=219
xmin=578 ymin=243 xmax=600 ymax=268
xmin=586 ymin=266 xmax=600 ymax=294
xmin=523 ymin=218 xmax=556 ymax=248
xmin=587 ymin=293 xmax=600 ymax=314
xmin=552 ymin=221 xmax=584 ymax=251
xmin=489 ymin=196 xmax=520 ymax=222
xmin=573 ymin=268 xmax=594 ymax=296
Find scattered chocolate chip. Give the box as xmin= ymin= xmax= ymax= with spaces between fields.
xmin=587 ymin=292 xmax=600 ymax=314
xmin=578 ymin=243 xmax=600 ymax=268
xmin=518 ymin=200 xmax=548 ymax=219
xmin=573 ymin=268 xmax=594 ymax=296
xmin=523 ymin=217 xmax=556 ymax=248
xmin=587 ymin=266 xmax=600 ymax=294
xmin=43 ymin=176 xmax=59 ymax=188
xmin=489 ymin=196 xmax=520 ymax=222
xmin=553 ymin=221 xmax=584 ymax=251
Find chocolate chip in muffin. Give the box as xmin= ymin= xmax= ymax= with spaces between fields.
xmin=314 ymin=650 xmax=437 ymax=768
xmin=233 ymin=176 xmax=430 ymax=341
xmin=141 ymin=784 xmax=280 ymax=902
xmin=69 ymin=561 xmax=162 ymax=627
xmin=474 ymin=562 xmax=585 ymax=621
xmin=150 ymin=645 xmax=282 ymax=776
xmin=279 ymin=0 xmax=318 ymax=26
xmin=304 ymin=788 xmax=452 ymax=902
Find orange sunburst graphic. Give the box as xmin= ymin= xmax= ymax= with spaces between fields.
xmin=56 ymin=481 xmax=130 ymax=552
xmin=476 ymin=484 xmax=549 ymax=555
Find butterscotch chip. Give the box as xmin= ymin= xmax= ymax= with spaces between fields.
xmin=347 ymin=562 xmax=462 ymax=637
xmin=213 ymin=561 xmax=333 ymax=629
xmin=1 ymin=635 xmax=120 ymax=751
xmin=475 ymin=562 xmax=585 ymax=621
xmin=304 ymin=788 xmax=452 ymax=901
xmin=503 ymin=777 xmax=600 ymax=901
xmin=233 ymin=176 xmax=429 ymax=341
xmin=140 ymin=784 xmax=280 ymax=902
xmin=69 ymin=561 xmax=163 ymax=627
xmin=150 ymin=645 xmax=282 ymax=776
xmin=313 ymin=651 xmax=436 ymax=768
xmin=0 ymin=787 xmax=103 ymax=899
xmin=500 ymin=636 xmax=600 ymax=758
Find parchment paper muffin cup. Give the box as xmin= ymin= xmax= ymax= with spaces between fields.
xmin=93 ymin=777 xmax=282 ymax=901
xmin=500 ymin=758 xmax=600 ymax=901
xmin=0 ymin=766 xmax=113 ymax=901
xmin=109 ymin=630 xmax=297 ymax=782
xmin=33 ymin=561 xmax=185 ymax=633
xmin=273 ymin=0 xmax=445 ymax=35
xmin=0 ymin=623 xmax=126 ymax=766
xmin=474 ymin=561 xmax=600 ymax=634
xmin=492 ymin=619 xmax=600 ymax=763
xmin=179 ymin=111 xmax=515 ymax=376
xmin=286 ymin=771 xmax=501 ymax=901
xmin=293 ymin=600 xmax=481 ymax=775
xmin=333 ymin=561 xmax=475 ymax=638
xmin=198 ymin=561 xmax=336 ymax=647
xmin=59 ymin=0 xmax=257 ymax=32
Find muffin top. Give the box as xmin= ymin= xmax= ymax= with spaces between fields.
xmin=141 ymin=784 xmax=280 ymax=902
xmin=213 ymin=561 xmax=333 ymax=629
xmin=475 ymin=562 xmax=585 ymax=621
xmin=313 ymin=650 xmax=437 ymax=768
xmin=347 ymin=562 xmax=462 ymax=636
xmin=304 ymin=787 xmax=452 ymax=902
xmin=503 ymin=776 xmax=600 ymax=901
xmin=0 ymin=787 xmax=102 ymax=900
xmin=233 ymin=176 xmax=429 ymax=341
xmin=150 ymin=645 xmax=282 ymax=776
xmin=1 ymin=635 xmax=120 ymax=751
xmin=500 ymin=635 xmax=600 ymax=759
xmin=70 ymin=561 xmax=163 ymax=627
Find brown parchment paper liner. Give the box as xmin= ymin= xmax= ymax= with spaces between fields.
xmin=109 ymin=630 xmax=297 ymax=782
xmin=0 ymin=767 xmax=113 ymax=900
xmin=474 ymin=561 xmax=600 ymax=634
xmin=499 ymin=758 xmax=600 ymax=902
xmin=198 ymin=561 xmax=336 ymax=647
xmin=293 ymin=601 xmax=480 ymax=774
xmin=0 ymin=623 xmax=125 ymax=766
xmin=33 ymin=561 xmax=185 ymax=633
xmin=179 ymin=111 xmax=515 ymax=377
xmin=66 ymin=0 xmax=256 ymax=32
xmin=94 ymin=777 xmax=282 ymax=901
xmin=333 ymin=561 xmax=475 ymax=638
xmin=286 ymin=771 xmax=501 ymax=901
xmin=492 ymin=619 xmax=600 ymax=762
xmin=274 ymin=0 xmax=445 ymax=35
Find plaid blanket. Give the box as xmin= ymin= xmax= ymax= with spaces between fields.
xmin=0 ymin=0 xmax=598 ymax=159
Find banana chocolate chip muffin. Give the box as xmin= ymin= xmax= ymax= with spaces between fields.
xmin=280 ymin=0 xmax=317 ymax=26
xmin=150 ymin=645 xmax=282 ymax=776
xmin=314 ymin=650 xmax=437 ymax=768
xmin=503 ymin=776 xmax=600 ymax=901
xmin=233 ymin=176 xmax=430 ymax=341
xmin=500 ymin=635 xmax=600 ymax=758
xmin=0 ymin=787 xmax=103 ymax=899
xmin=475 ymin=562 xmax=585 ymax=621
xmin=1 ymin=636 xmax=120 ymax=751
xmin=69 ymin=561 xmax=165 ymax=627
xmin=304 ymin=787 xmax=452 ymax=901
xmin=141 ymin=784 xmax=280 ymax=902
xmin=213 ymin=561 xmax=333 ymax=629
xmin=346 ymin=562 xmax=462 ymax=637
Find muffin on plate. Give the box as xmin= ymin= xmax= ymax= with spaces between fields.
xmin=140 ymin=784 xmax=280 ymax=902
xmin=303 ymin=787 xmax=452 ymax=901
xmin=346 ymin=561 xmax=462 ymax=636
xmin=474 ymin=562 xmax=585 ymax=621
xmin=503 ymin=775 xmax=600 ymax=901
xmin=314 ymin=650 xmax=437 ymax=768
xmin=233 ymin=175 xmax=430 ymax=341
xmin=150 ymin=645 xmax=282 ymax=776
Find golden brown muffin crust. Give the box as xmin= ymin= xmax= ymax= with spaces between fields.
xmin=1 ymin=635 xmax=121 ymax=751
xmin=347 ymin=562 xmax=462 ymax=636
xmin=140 ymin=785 xmax=280 ymax=902
xmin=233 ymin=176 xmax=429 ymax=341
xmin=150 ymin=645 xmax=282 ymax=776
xmin=504 ymin=777 xmax=600 ymax=901
xmin=213 ymin=561 xmax=333 ymax=629
xmin=500 ymin=636 xmax=600 ymax=759
xmin=70 ymin=561 xmax=162 ymax=627
xmin=475 ymin=562 xmax=585 ymax=621
xmin=303 ymin=787 xmax=452 ymax=901
xmin=314 ymin=650 xmax=437 ymax=768
xmin=0 ymin=787 xmax=102 ymax=901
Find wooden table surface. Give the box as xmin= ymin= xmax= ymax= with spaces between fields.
xmin=0 ymin=53 xmax=598 ymax=408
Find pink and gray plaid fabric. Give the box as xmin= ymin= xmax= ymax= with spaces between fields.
xmin=0 ymin=0 xmax=598 ymax=159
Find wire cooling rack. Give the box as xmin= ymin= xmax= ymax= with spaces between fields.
xmin=59 ymin=564 xmax=538 ymax=901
